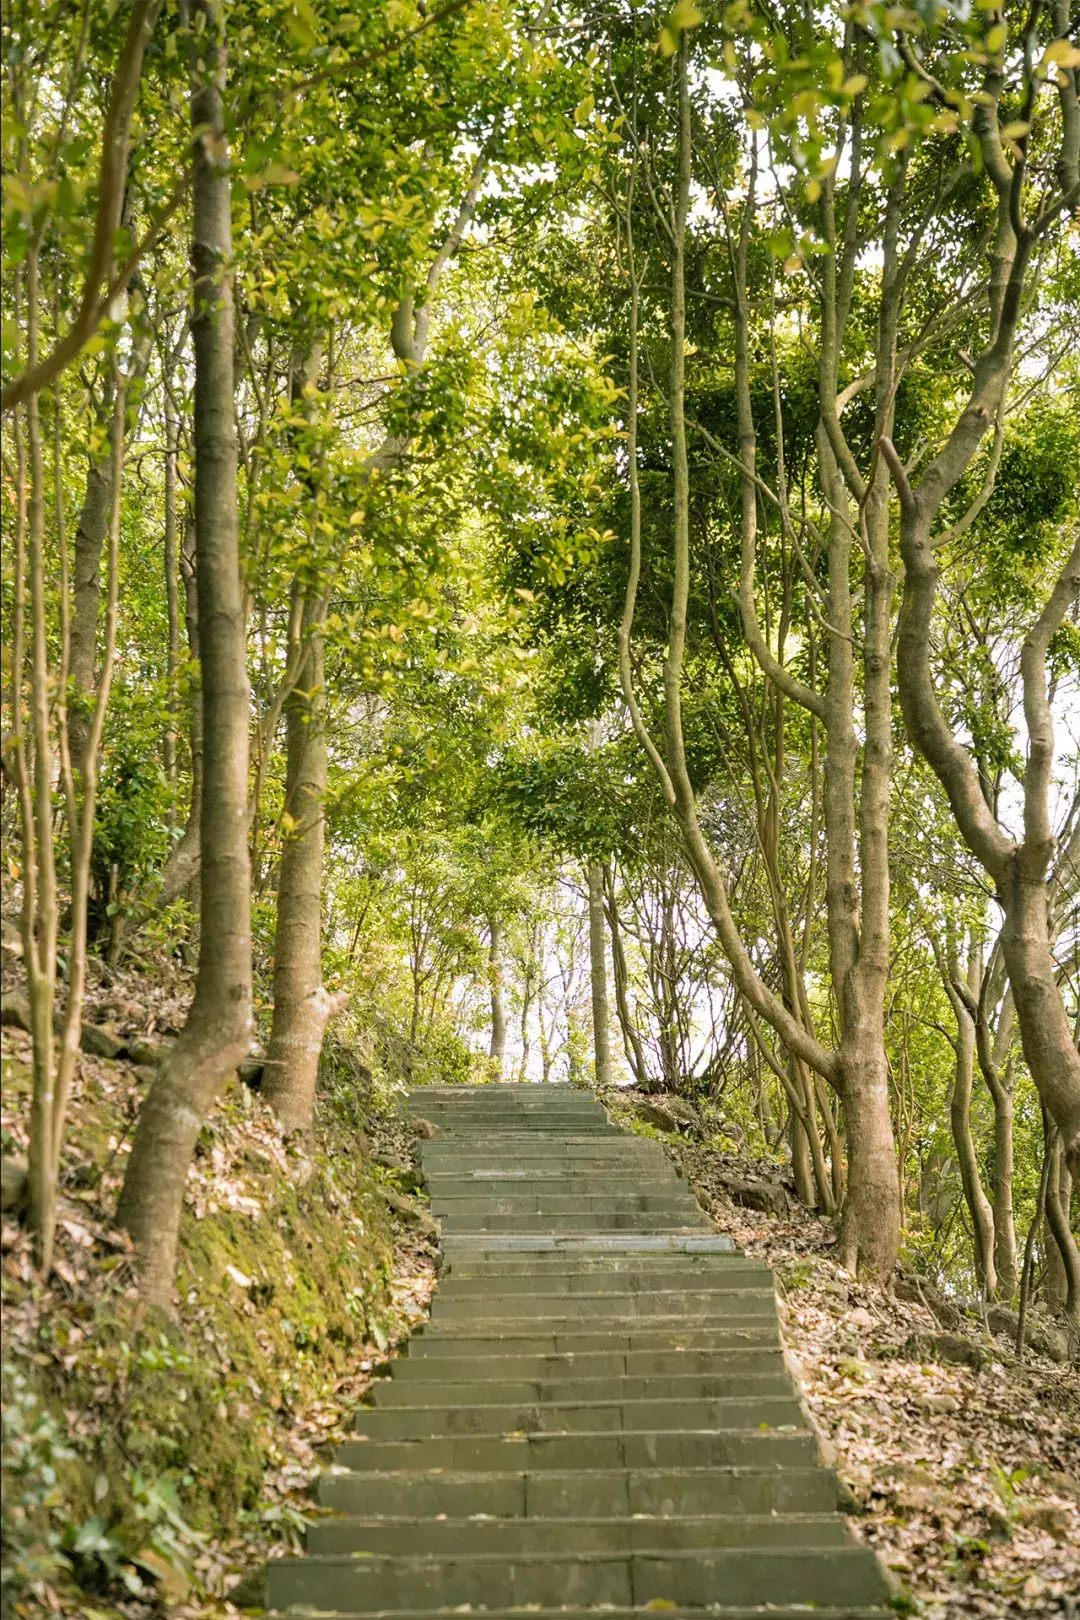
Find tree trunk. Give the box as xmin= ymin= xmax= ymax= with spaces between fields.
xmin=116 ymin=0 xmax=251 ymax=1306
xmin=818 ymin=433 xmax=901 ymax=1280
xmin=67 ymin=388 xmax=114 ymax=782
xmin=156 ymin=515 xmax=202 ymax=907
xmin=68 ymin=302 xmax=153 ymax=784
xmin=835 ymin=1015 xmax=901 ymax=1280
xmin=262 ymin=609 xmax=340 ymax=1134
xmin=998 ymin=870 xmax=1080 ymax=1165
xmin=21 ymin=248 xmax=61 ymax=1272
xmin=517 ymin=932 xmax=536 ymax=1082
xmin=790 ymin=1079 xmax=816 ymax=1209
xmin=163 ymin=395 xmax=181 ymax=790
xmin=1044 ymin=1133 xmax=1080 ymax=1326
xmin=990 ymin=1077 xmax=1019 ymax=1299
xmin=978 ymin=1012 xmax=1019 ymax=1298
xmin=487 ymin=916 xmax=507 ymax=1077
xmin=605 ymin=866 xmax=647 ymax=1086
xmin=944 ymin=957 xmax=998 ymax=1297
xmin=587 ymin=860 xmax=611 ymax=1089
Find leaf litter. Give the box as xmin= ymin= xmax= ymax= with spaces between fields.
xmin=655 ymin=1125 xmax=1080 ymax=1620
xmin=1 ymin=956 xmax=436 ymax=1620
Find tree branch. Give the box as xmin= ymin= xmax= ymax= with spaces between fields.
xmin=2 ymin=0 xmax=163 ymax=411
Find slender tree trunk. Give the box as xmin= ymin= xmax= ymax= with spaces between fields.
xmin=587 ymin=860 xmax=612 ymax=1088
xmin=53 ymin=368 xmax=125 ymax=1184
xmin=17 ymin=247 xmax=60 ymax=1270
xmin=790 ymin=1069 xmax=816 ymax=1208
xmin=25 ymin=246 xmax=61 ymax=1270
xmin=944 ymin=952 xmax=998 ymax=1297
xmin=117 ymin=0 xmax=252 ymax=1306
xmin=1044 ymin=1133 xmax=1080 ymax=1326
xmin=813 ymin=1071 xmax=845 ymax=1210
xmin=746 ymin=1005 xmax=833 ymax=1213
xmin=68 ymin=299 xmax=152 ymax=785
xmin=67 ymin=384 xmax=114 ymax=781
xmin=973 ymin=982 xmax=1019 ymax=1297
xmin=538 ymin=1002 xmax=552 ymax=1083
xmin=991 ymin=1077 xmax=1019 ymax=1298
xmin=163 ymin=395 xmax=181 ymax=791
xmin=487 ymin=916 xmax=507 ymax=1077
xmin=156 ymin=516 xmax=202 ymax=907
xmin=262 ymin=608 xmax=342 ymax=1133
xmin=11 ymin=254 xmax=124 ymax=1272
xmin=605 ymin=866 xmax=647 ymax=1086
xmin=517 ymin=938 xmax=535 ymax=1082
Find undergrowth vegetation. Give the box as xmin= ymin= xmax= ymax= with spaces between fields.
xmin=0 ymin=1002 xmax=427 ymax=1617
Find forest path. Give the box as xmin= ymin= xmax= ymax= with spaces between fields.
xmin=264 ymin=1084 xmax=893 ymax=1617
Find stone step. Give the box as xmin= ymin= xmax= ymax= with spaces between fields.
xmin=433 ymin=1208 xmax=708 ymax=1226
xmin=429 ymin=1288 xmax=775 ymax=1320
xmin=429 ymin=1182 xmax=685 ymax=1199
xmin=421 ymin=1147 xmax=665 ymax=1163
xmin=420 ymin=1126 xmax=648 ymax=1139
xmin=273 ymin=1609 xmax=887 ymax=1620
xmin=409 ymin=1325 xmax=781 ymax=1356
xmin=423 ymin=1122 xmax=617 ymax=1134
xmin=433 ymin=1190 xmax=695 ymax=1207
xmin=427 ymin=1167 xmax=677 ymax=1182
xmin=389 ymin=1346 xmax=785 ymax=1381
xmin=424 ymin=1159 xmax=672 ymax=1176
xmin=333 ymin=1429 xmax=817 ymax=1474
xmin=437 ymin=1267 xmax=772 ymax=1292
xmin=317 ymin=1463 xmax=843 ymax=1520
xmin=306 ymin=1511 xmax=851 ymax=1556
xmin=420 ymin=1109 xmax=619 ymax=1120
xmin=265 ymin=1544 xmax=890 ymax=1612
xmin=428 ymin=1174 xmax=689 ymax=1189
xmin=411 ymin=1085 xmax=605 ymax=1097
xmin=440 ymin=1253 xmax=757 ymax=1279
xmin=415 ymin=1091 xmax=606 ymax=1101
xmin=438 ymin=1212 xmax=713 ymax=1233
xmin=424 ymin=1122 xmax=614 ymax=1135
xmin=430 ymin=1196 xmax=704 ymax=1217
xmin=352 ymin=1395 xmax=804 ymax=1438
xmin=407 ymin=1086 xmax=600 ymax=1101
xmin=420 ymin=1166 xmax=667 ymax=1179
xmin=420 ymin=1316 xmax=777 ymax=1344
xmin=438 ymin=1233 xmax=738 ymax=1256
xmin=373 ymin=1371 xmax=791 ymax=1406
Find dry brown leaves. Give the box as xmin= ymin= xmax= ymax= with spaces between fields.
xmin=1 ymin=961 xmax=437 ymax=1620
xmin=667 ymin=1133 xmax=1080 ymax=1620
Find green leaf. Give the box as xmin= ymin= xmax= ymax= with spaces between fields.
xmin=286 ymin=0 xmax=318 ymax=48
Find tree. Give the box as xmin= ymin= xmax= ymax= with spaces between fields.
xmin=116 ymin=0 xmax=253 ymax=1305
xmin=880 ymin=6 xmax=1080 ymax=1175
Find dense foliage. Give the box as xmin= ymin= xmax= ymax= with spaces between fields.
xmin=1 ymin=0 xmax=1077 ymax=1468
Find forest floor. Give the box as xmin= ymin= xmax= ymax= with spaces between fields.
xmin=2 ymin=965 xmax=1078 ymax=1620
xmin=603 ymin=1094 xmax=1080 ymax=1620
xmin=0 ymin=955 xmax=437 ymax=1620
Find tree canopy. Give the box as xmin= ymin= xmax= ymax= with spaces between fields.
xmin=2 ymin=0 xmax=1078 ymax=1318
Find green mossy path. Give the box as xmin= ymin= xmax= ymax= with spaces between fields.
xmin=263 ymin=1084 xmax=895 ymax=1617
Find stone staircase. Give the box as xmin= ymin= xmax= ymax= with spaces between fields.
xmin=265 ymin=1083 xmax=892 ymax=1618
